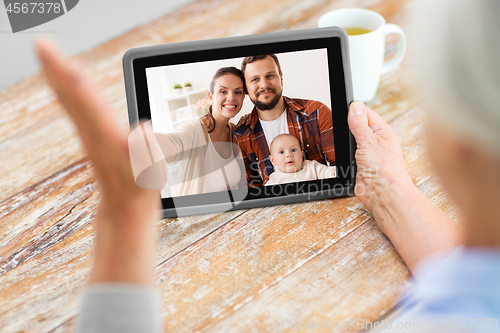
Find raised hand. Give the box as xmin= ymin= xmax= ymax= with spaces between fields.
xmin=36 ymin=38 xmax=160 ymax=285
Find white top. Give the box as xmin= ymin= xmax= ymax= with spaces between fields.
xmin=202 ymin=136 xmax=242 ymax=193
xmin=156 ymin=118 xmax=208 ymax=197
xmin=265 ymin=159 xmax=337 ymax=185
xmin=157 ymin=118 xmax=241 ymax=197
xmin=259 ymin=109 xmax=289 ymax=151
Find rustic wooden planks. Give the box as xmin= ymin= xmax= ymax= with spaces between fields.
xmin=0 ymin=160 xmax=97 ymax=263
xmin=0 ymin=0 xmax=457 ymax=332
xmin=0 ymin=96 xmax=435 ymax=333
xmin=202 ymin=173 xmax=459 ymax=333
xmin=0 ymin=208 xmax=251 ymax=332
xmin=203 ymin=220 xmax=409 ymax=333
xmin=153 ymin=198 xmax=371 ymax=332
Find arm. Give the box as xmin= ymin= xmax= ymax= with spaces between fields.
xmin=36 ymin=38 xmax=162 ymax=332
xmin=264 ymin=178 xmax=275 ymax=186
xmin=348 ymin=101 xmax=464 ymax=273
xmin=128 ymin=112 xmax=203 ymax=189
xmin=311 ymin=160 xmax=337 ymax=179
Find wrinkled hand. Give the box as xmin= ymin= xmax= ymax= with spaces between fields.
xmin=348 ymin=101 xmax=414 ymax=215
xmin=36 ymin=38 xmax=160 ymax=284
xmin=348 ymin=102 xmax=463 ymax=271
xmin=36 ymin=38 xmax=160 ymax=215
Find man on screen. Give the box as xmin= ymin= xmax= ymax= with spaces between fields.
xmin=234 ymin=54 xmax=335 ymax=187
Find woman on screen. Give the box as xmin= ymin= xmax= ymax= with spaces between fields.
xmin=131 ymin=67 xmax=247 ymax=196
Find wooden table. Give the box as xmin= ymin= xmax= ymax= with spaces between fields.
xmin=0 ymin=0 xmax=460 ymax=332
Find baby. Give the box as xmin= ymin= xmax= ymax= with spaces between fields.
xmin=266 ymin=134 xmax=337 ymax=186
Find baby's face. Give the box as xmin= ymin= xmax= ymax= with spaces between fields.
xmin=270 ymin=135 xmax=303 ymax=173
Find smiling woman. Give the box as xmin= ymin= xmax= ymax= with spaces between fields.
xmin=206 ymin=67 xmax=246 ymax=135
xmin=132 ymin=66 xmax=248 ymax=197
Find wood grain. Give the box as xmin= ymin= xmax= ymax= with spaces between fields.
xmin=1 ymin=102 xmax=441 ymax=333
xmin=153 ymin=198 xmax=370 ymax=332
xmin=0 ymin=0 xmax=457 ymax=332
xmin=0 ymin=208 xmax=250 ymax=332
xmin=0 ymin=159 xmax=97 ymax=276
xmin=203 ymin=220 xmax=409 ymax=333
xmin=203 ymin=173 xmax=460 ymax=333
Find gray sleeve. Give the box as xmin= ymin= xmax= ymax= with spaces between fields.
xmin=76 ymin=284 xmax=162 ymax=333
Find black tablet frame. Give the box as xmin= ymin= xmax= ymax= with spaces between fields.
xmin=123 ymin=27 xmax=356 ymax=217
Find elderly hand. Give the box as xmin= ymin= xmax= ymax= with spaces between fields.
xmin=348 ymin=101 xmax=413 ymax=216
xmin=36 ymin=38 xmax=161 ymax=285
xmin=348 ymin=101 xmax=463 ymax=272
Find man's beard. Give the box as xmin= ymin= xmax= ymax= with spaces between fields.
xmin=251 ymin=88 xmax=282 ymax=111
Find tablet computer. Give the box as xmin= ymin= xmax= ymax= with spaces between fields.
xmin=123 ymin=27 xmax=356 ymax=217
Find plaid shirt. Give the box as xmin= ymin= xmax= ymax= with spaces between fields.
xmin=234 ymin=96 xmax=335 ymax=187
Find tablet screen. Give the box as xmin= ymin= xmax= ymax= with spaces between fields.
xmin=128 ymin=31 xmax=354 ymax=215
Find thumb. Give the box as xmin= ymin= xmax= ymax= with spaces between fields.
xmin=348 ymin=101 xmax=372 ymax=140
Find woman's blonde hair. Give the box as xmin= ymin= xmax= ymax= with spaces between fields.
xmin=412 ymin=0 xmax=500 ymax=155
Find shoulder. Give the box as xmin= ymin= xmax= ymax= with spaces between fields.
xmin=234 ymin=113 xmax=253 ymax=136
xmin=284 ymin=96 xmax=330 ymax=115
xmin=304 ymin=159 xmax=327 ymax=169
xmin=236 ymin=113 xmax=251 ymax=128
xmin=303 ymin=159 xmax=320 ymax=168
xmin=303 ymin=159 xmax=318 ymax=166
xmin=265 ymin=171 xmax=280 ymax=185
xmin=199 ymin=115 xmax=210 ymax=128
xmin=176 ymin=117 xmax=206 ymax=130
xmin=264 ymin=178 xmax=274 ymax=186
xmin=173 ymin=118 xmax=208 ymax=142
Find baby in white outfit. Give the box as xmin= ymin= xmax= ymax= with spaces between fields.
xmin=265 ymin=134 xmax=337 ymax=186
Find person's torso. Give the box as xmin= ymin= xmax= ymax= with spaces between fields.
xmin=202 ymin=136 xmax=241 ymax=193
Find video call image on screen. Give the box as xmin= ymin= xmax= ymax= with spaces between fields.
xmin=145 ymin=49 xmax=337 ymax=199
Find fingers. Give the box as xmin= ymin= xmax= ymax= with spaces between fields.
xmin=365 ymin=106 xmax=392 ymax=134
xmin=36 ymin=38 xmax=126 ymax=157
xmin=348 ymin=101 xmax=392 ymax=141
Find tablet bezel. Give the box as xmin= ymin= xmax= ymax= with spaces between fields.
xmin=123 ymin=27 xmax=356 ymax=217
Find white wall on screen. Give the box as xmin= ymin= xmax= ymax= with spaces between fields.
xmin=146 ymin=48 xmax=331 ymax=131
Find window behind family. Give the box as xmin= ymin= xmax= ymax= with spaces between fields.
xmin=144 ymin=49 xmax=337 ymax=198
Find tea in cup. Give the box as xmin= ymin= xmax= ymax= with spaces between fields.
xmin=318 ymin=8 xmax=406 ymax=102
xmin=344 ymin=27 xmax=372 ymax=36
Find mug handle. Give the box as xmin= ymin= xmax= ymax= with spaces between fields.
xmin=381 ymin=23 xmax=406 ymax=74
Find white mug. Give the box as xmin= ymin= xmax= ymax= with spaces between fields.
xmin=318 ymin=8 xmax=406 ymax=102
